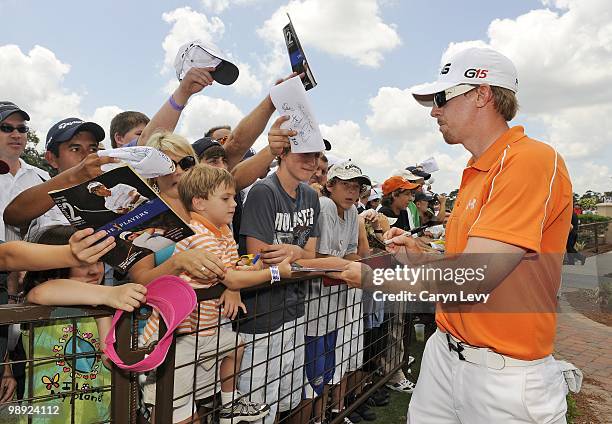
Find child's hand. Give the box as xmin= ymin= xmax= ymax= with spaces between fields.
xmin=218 ymin=289 xmax=246 ymax=320
xmin=69 ymin=228 xmax=116 ymax=264
xmin=105 ymin=284 xmax=147 ymax=312
xmin=278 ymin=254 xmax=294 ymax=279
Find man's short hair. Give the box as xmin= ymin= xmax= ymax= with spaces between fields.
xmin=178 ymin=163 xmax=235 ymax=211
xmin=201 ymin=144 xmax=227 ymax=163
xmin=109 ymin=111 xmax=150 ymax=148
xmin=491 ymin=86 xmax=519 ymax=121
xmin=205 ymin=125 xmax=231 ymax=138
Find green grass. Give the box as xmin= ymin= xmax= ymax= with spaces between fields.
xmin=368 ymin=318 xmax=432 ymax=424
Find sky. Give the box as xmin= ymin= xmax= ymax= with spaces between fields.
xmin=1 ymin=0 xmax=611 ymax=195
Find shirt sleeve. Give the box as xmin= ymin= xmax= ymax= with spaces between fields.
xmin=315 ymin=198 xmax=337 ymax=255
xmin=346 ymin=207 xmax=359 ymax=255
xmin=240 ymin=183 xmax=276 ymax=244
xmin=468 ymin=147 xmax=559 ymax=252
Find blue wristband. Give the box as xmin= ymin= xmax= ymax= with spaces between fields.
xmin=168 ymin=95 xmax=185 ymax=111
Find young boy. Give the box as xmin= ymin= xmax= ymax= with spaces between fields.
xmin=304 ymin=160 xmax=373 ymax=423
xmin=142 ymin=163 xmax=293 ymax=424
xmin=238 ymin=117 xmax=351 ymax=423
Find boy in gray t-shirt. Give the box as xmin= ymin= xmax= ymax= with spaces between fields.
xmin=302 ymin=160 xmax=372 ymax=422
xmin=237 ymin=116 xmax=329 ymax=423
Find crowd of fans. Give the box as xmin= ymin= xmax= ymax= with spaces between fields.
xmin=0 ymin=62 xmax=449 ymax=423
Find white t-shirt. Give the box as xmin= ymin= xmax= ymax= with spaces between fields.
xmin=0 ymin=159 xmax=50 ymax=241
xmin=131 ymin=231 xmax=175 ymax=251
xmin=104 ymin=184 xmax=147 ymax=214
xmin=306 ymin=196 xmax=359 ymax=337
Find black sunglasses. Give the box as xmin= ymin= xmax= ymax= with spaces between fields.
xmin=433 ymin=84 xmax=477 ymax=108
xmin=172 ymin=155 xmax=196 ymax=171
xmin=0 ymin=124 xmax=29 ymax=134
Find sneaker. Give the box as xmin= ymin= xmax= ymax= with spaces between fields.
xmin=386 ymin=378 xmax=416 ymax=393
xmin=331 ymin=411 xmax=361 ymax=424
xmin=355 ymin=404 xmax=376 ymax=421
xmin=366 ymin=388 xmax=389 ymax=407
xmin=219 ymin=396 xmax=270 ymax=424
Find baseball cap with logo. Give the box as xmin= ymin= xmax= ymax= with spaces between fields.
xmin=46 ymin=118 xmax=105 ymax=151
xmin=0 ymin=101 xmax=30 ymax=122
xmin=327 ymin=160 xmax=371 ymax=187
xmin=192 ymin=137 xmax=221 ymax=158
xmin=382 ymin=176 xmax=420 ymax=196
xmin=175 ymin=40 xmax=239 ymax=86
xmin=412 ymin=47 xmax=518 ymax=107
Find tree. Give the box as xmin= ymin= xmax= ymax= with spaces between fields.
xmin=21 ymin=131 xmax=54 ymax=174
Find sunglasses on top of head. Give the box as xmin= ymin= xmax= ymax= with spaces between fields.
xmin=433 ymin=84 xmax=477 ymax=108
xmin=0 ymin=124 xmax=29 ymax=134
xmin=172 ymin=155 xmax=196 ymax=171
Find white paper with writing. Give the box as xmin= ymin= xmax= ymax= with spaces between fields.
xmin=270 ymin=76 xmax=325 ymax=153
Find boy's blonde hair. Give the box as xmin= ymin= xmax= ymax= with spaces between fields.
xmin=145 ymin=131 xmax=198 ymax=160
xmin=178 ymin=163 xmax=236 ymax=211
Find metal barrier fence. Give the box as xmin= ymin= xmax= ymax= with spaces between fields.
xmin=577 ymin=221 xmax=610 ymax=253
xmin=0 ymin=255 xmax=419 ymax=424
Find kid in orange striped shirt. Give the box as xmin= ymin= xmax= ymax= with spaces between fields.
xmin=142 ymin=163 xmax=292 ymax=424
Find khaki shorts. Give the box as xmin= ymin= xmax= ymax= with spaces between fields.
xmin=143 ymin=327 xmax=242 ymax=422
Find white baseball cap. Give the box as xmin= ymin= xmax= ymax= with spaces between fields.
xmin=327 ymin=160 xmax=371 ymax=187
xmin=412 ymin=47 xmax=518 ymax=107
xmin=174 ymin=40 xmax=239 ymax=85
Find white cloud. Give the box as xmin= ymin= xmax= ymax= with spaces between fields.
xmin=0 ymin=44 xmax=80 ymax=135
xmin=87 ymin=106 xmax=124 ymax=149
xmin=176 ymin=96 xmax=244 ymax=142
xmin=571 ymin=162 xmax=612 ymax=194
xmin=0 ymin=44 xmax=121 ymax=148
xmin=200 ymin=0 xmax=260 ymax=14
xmin=320 ymin=119 xmax=391 ymax=166
xmin=257 ymin=0 xmax=401 ymax=84
xmin=161 ymin=7 xmax=261 ymax=97
xmin=231 ymin=60 xmax=263 ymax=97
xmin=161 ymin=7 xmax=225 ymax=75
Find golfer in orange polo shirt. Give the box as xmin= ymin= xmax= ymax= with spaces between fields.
xmin=370 ymin=47 xmax=572 ymax=423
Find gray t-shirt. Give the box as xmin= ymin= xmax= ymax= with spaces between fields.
xmin=239 ymin=173 xmax=320 ymax=334
xmin=306 ymin=197 xmax=358 ymax=336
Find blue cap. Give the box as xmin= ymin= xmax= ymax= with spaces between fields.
xmin=46 ymin=118 xmax=105 ymax=151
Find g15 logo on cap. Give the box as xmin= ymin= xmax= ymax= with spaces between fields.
xmin=464 ymin=68 xmax=488 ymax=78
xmin=440 ymin=63 xmax=451 ymax=75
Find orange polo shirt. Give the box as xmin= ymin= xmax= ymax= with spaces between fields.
xmin=437 ymin=126 xmax=572 ymax=360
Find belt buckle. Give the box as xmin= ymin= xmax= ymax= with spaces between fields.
xmin=446 ymin=333 xmax=466 ymax=361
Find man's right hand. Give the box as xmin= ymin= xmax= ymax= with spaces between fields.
xmin=175 ymin=67 xmax=215 ymax=103
xmin=70 ymin=153 xmax=118 ymax=185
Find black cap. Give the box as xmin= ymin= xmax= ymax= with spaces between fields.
xmin=406 ymin=166 xmax=431 ymax=181
xmin=46 ymin=118 xmax=105 ymax=151
xmin=323 ymin=138 xmax=332 ymax=151
xmin=0 ymin=101 xmax=30 ymax=122
xmin=192 ymin=137 xmax=221 ymax=158
xmin=242 ymin=148 xmax=256 ymax=161
xmin=414 ymin=192 xmax=433 ymax=203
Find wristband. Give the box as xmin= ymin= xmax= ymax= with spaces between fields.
xmin=374 ymin=229 xmax=383 ymax=234
xmin=168 ymin=95 xmax=186 ymax=111
xmin=270 ymin=266 xmax=281 ymax=284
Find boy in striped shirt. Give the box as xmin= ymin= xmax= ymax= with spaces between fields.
xmin=142 ymin=164 xmax=292 ymax=424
